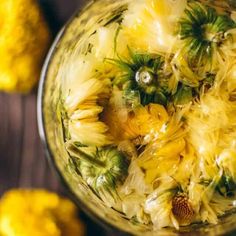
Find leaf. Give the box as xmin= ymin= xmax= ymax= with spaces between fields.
xmin=216 ymin=174 xmax=236 ymax=197
xmin=154 ymin=91 xmax=168 ymax=106
xmin=174 ymin=85 xmax=193 ymax=105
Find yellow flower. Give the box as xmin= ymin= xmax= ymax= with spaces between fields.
xmin=137 ymin=112 xmax=187 ymax=184
xmin=130 ymin=104 xmax=169 ymax=136
xmin=63 ymin=55 xmax=113 ymax=147
xmin=139 ymin=138 xmax=186 ymax=184
xmin=103 ymin=103 xmax=169 ymax=143
xmin=217 ymin=149 xmax=236 ymax=180
xmin=122 ymin=0 xmax=187 ymax=53
xmin=0 ymin=189 xmax=85 ymax=236
xmin=61 ymin=24 xmax=122 ymax=147
xmin=0 ymin=0 xmax=51 ymax=93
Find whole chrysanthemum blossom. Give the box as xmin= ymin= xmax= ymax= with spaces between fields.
xmin=61 ymin=25 xmax=125 ymax=147
xmin=0 ymin=0 xmax=51 ymax=93
xmin=0 ymin=189 xmax=85 ymax=236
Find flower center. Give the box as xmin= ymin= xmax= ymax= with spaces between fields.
xmin=202 ymin=24 xmax=215 ymax=41
xmin=135 ymin=67 xmax=154 ymax=86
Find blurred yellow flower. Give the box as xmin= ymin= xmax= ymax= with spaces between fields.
xmin=0 ymin=189 xmax=85 ymax=236
xmin=0 ymin=0 xmax=51 ymax=93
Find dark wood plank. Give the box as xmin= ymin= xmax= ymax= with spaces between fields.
xmin=0 ymin=93 xmax=61 ymax=192
xmin=0 ymin=94 xmax=23 ymax=192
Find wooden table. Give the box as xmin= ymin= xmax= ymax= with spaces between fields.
xmin=0 ymin=93 xmax=60 ymax=194
xmin=0 ymin=1 xmax=117 ymax=235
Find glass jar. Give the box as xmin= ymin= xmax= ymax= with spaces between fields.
xmin=38 ymin=0 xmax=236 ymax=235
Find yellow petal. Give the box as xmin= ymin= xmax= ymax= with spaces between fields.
xmin=145 ymin=168 xmax=160 ymax=184
xmin=139 ymin=158 xmax=159 ymax=170
xmin=156 ymin=138 xmax=186 ymax=158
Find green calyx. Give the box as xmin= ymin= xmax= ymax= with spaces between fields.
xmin=110 ymin=47 xmax=169 ymax=106
xmin=67 ymin=143 xmax=129 ymax=198
xmin=173 ymin=85 xmax=193 ymax=106
xmin=173 ymin=72 xmax=215 ymax=106
xmin=179 ymin=2 xmax=236 ymax=65
xmin=216 ymin=174 xmax=236 ymax=197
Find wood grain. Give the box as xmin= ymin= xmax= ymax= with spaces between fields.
xmin=0 ymin=93 xmax=60 ymax=193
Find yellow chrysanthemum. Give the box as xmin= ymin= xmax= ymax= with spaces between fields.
xmin=187 ymin=89 xmax=236 ymax=180
xmin=0 ymin=0 xmax=51 ymax=93
xmin=65 ymin=60 xmax=113 ymax=146
xmin=137 ymin=111 xmax=188 ymax=184
xmin=122 ymin=0 xmax=187 ymax=53
xmin=62 ymin=24 xmax=125 ymax=147
xmin=0 ymin=189 xmax=85 ymax=236
xmin=138 ymin=138 xmax=186 ymax=184
xmin=103 ymin=102 xmax=169 ymax=142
